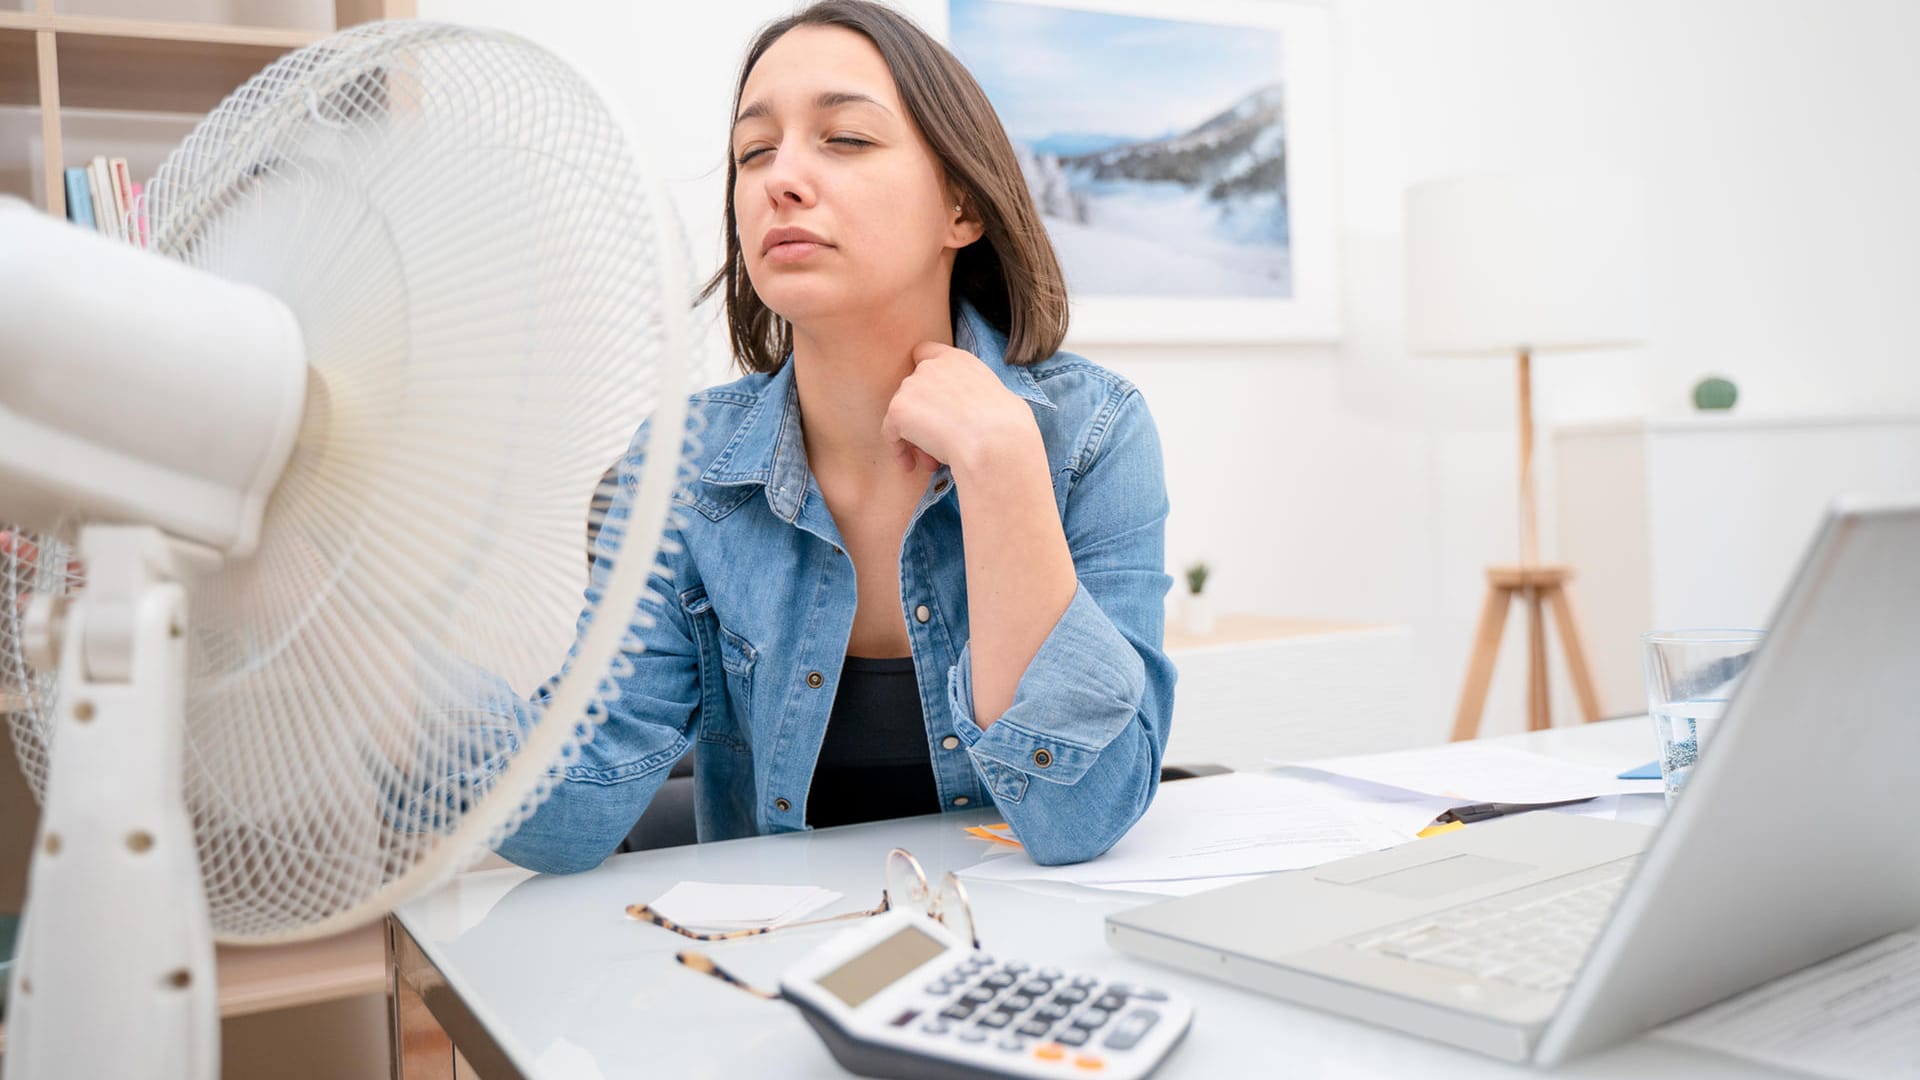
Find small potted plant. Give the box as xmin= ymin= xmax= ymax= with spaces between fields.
xmin=1181 ymin=560 xmax=1214 ymax=635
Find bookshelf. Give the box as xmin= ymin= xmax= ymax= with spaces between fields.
xmin=0 ymin=2 xmax=412 ymax=1061
xmin=0 ymin=0 xmax=413 ymax=218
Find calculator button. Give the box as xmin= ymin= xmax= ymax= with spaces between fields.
xmin=962 ymin=987 xmax=996 ymax=1005
xmin=1018 ymin=1019 xmax=1053 ymax=1038
xmin=1071 ymin=975 xmax=1099 ymax=989
xmin=1072 ymin=1008 xmax=1110 ymax=1029
xmin=921 ymin=1019 xmax=951 ymax=1035
xmin=1055 ymin=1027 xmax=1090 ymax=1048
xmin=976 ymin=1011 xmax=1014 ymax=1030
xmin=941 ymin=1003 xmax=974 ymax=1021
xmin=1052 ymin=988 xmax=1088 ymax=1005
xmin=925 ymin=980 xmax=952 ymax=995
xmin=1003 ymin=994 xmax=1033 ymax=1012
xmin=983 ymin=973 xmax=1016 ymax=990
xmin=1004 ymin=962 xmax=1031 ymax=974
xmin=1101 ymin=1008 xmax=1161 ymax=1051
xmin=997 ymin=1034 xmax=1028 ymax=1052
xmin=1034 ymin=1043 xmax=1067 ymax=1062
xmin=1033 ymin=1004 xmax=1071 ymax=1023
xmin=1020 ymin=979 xmax=1054 ymax=996
xmin=975 ymin=954 xmax=994 ymax=965
xmin=1092 ymin=994 xmax=1126 ymax=1012
xmin=959 ymin=1028 xmax=989 ymax=1044
xmin=1074 ymin=1055 xmax=1106 ymax=1071
xmin=1133 ymin=988 xmax=1170 ymax=1002
xmin=1038 ymin=967 xmax=1064 ymax=980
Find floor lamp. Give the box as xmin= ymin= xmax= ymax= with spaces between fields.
xmin=1404 ymin=171 xmax=1649 ymax=739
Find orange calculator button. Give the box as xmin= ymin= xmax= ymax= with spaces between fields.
xmin=1034 ymin=1044 xmax=1066 ymax=1061
xmin=1074 ymin=1055 xmax=1105 ymax=1071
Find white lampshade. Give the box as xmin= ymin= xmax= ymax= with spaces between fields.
xmin=1405 ymin=170 xmax=1649 ymax=355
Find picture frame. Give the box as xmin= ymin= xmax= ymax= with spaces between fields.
xmin=945 ymin=0 xmax=1339 ymax=345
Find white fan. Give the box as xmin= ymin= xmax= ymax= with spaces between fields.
xmin=0 ymin=21 xmax=700 ymax=1079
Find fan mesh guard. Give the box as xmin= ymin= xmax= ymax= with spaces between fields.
xmin=7 ymin=21 xmax=703 ymax=942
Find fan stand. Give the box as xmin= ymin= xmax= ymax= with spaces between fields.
xmin=1450 ymin=348 xmax=1604 ymax=740
xmin=4 ymin=524 xmax=219 ymax=1080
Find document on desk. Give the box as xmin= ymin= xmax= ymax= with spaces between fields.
xmin=958 ymin=772 xmax=1420 ymax=889
xmin=1279 ymin=742 xmax=1665 ymax=803
xmin=645 ymin=881 xmax=842 ymax=932
xmin=1653 ymin=931 xmax=1920 ymax=1080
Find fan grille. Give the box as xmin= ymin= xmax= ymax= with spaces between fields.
xmin=9 ymin=21 xmax=702 ymax=941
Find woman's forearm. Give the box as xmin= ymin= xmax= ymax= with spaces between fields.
xmin=952 ymin=427 xmax=1078 ymax=728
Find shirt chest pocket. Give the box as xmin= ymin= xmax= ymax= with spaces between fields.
xmin=680 ymin=586 xmax=756 ymax=752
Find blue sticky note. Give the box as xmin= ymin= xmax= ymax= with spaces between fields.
xmin=1618 ymin=761 xmax=1661 ymax=780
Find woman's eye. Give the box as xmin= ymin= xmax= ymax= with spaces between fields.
xmin=828 ymin=136 xmax=872 ymax=149
xmin=735 ymin=147 xmax=770 ymax=165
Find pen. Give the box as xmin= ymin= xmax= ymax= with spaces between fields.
xmin=1430 ymin=797 xmax=1596 ymax=826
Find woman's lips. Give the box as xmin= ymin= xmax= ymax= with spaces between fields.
xmin=765 ymin=240 xmax=830 ymax=264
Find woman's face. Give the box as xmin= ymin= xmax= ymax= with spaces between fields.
xmin=730 ymin=25 xmax=978 ymax=328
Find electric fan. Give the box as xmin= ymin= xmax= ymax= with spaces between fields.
xmin=0 ymin=21 xmax=701 ymax=1079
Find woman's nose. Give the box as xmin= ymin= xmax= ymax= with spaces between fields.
xmin=760 ymin=142 xmax=816 ymax=210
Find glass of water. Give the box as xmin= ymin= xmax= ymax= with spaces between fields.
xmin=1641 ymin=629 xmax=1764 ymax=804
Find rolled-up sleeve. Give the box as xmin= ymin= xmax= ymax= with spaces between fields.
xmin=947 ymin=389 xmax=1176 ymax=865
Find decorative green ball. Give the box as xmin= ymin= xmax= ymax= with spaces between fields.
xmin=1693 ymin=376 xmax=1738 ymax=411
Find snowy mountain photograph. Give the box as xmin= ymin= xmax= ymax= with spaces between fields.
xmin=950 ymin=0 xmax=1292 ymax=298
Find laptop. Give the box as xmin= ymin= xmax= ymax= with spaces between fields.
xmin=1106 ymin=494 xmax=1920 ymax=1064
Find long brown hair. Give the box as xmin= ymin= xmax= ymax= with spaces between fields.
xmin=700 ymin=0 xmax=1069 ymax=374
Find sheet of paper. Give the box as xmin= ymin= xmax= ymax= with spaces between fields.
xmin=1654 ymin=931 xmax=1920 ymax=1079
xmin=646 ymin=881 xmax=842 ymax=931
xmin=958 ymin=773 xmax=1419 ymax=887
xmin=1279 ymin=743 xmax=1665 ymax=803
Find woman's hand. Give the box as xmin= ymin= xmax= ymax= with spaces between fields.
xmin=881 ymin=342 xmax=1040 ymax=479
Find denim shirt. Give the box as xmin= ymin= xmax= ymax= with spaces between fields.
xmin=494 ymin=303 xmax=1175 ymax=872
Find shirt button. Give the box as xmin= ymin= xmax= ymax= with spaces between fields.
xmin=774 ymin=797 xmax=792 ymax=813
xmin=933 ymin=478 xmax=951 ymax=495
xmin=915 ymin=604 xmax=931 ymax=624
xmin=952 ymin=796 xmax=970 ymax=807
xmin=941 ymin=735 xmax=960 ymax=750
xmin=1032 ymin=748 xmax=1053 ymax=769
xmin=806 ymin=671 xmax=824 ymax=689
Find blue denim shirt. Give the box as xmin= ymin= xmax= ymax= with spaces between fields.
xmin=494 ymin=303 xmax=1175 ymax=872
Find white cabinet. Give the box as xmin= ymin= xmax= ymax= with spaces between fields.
xmin=1161 ymin=616 xmax=1417 ymax=770
xmin=1553 ymin=414 xmax=1920 ymax=715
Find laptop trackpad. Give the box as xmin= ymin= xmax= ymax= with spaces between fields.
xmin=1322 ymin=854 xmax=1536 ymax=900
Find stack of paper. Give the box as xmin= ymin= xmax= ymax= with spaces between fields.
xmin=959 ymin=773 xmax=1439 ymax=897
xmin=645 ymin=881 xmax=842 ymax=932
xmin=1280 ymin=742 xmax=1665 ymax=803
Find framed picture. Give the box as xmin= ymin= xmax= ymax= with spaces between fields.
xmin=947 ymin=0 xmax=1338 ymax=344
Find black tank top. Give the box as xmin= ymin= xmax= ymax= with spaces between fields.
xmin=806 ymin=655 xmax=940 ymax=828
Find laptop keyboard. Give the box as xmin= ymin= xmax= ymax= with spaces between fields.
xmin=1345 ymin=857 xmax=1639 ymax=993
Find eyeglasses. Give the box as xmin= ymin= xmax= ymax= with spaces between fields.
xmin=625 ymin=847 xmax=977 ymax=1000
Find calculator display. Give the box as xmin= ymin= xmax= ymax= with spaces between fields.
xmin=815 ymin=923 xmax=947 ymax=1008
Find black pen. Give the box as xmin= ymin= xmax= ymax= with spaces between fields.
xmin=1431 ymin=796 xmax=1597 ymax=826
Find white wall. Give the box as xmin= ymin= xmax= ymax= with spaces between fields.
xmin=417 ymin=0 xmax=1920 ymax=741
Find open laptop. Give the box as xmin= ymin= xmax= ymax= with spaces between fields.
xmin=1106 ymin=494 xmax=1920 ymax=1064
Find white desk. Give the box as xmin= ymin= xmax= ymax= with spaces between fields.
xmin=390 ymin=720 xmax=1802 ymax=1078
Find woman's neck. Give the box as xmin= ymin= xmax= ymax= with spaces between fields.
xmin=791 ymin=303 xmax=952 ymax=479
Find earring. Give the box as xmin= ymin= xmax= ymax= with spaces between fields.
xmin=954 ymin=204 xmax=963 ymax=215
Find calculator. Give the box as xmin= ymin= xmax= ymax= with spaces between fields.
xmin=779 ymin=908 xmax=1193 ymax=1079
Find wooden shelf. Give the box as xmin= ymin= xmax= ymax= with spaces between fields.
xmin=0 ymin=921 xmax=388 ymax=1053
xmin=0 ymin=13 xmax=323 ymax=113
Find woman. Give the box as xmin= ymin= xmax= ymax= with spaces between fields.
xmin=498 ymin=0 xmax=1174 ymax=871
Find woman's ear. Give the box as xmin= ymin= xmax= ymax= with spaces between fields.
xmin=946 ymin=195 xmax=986 ymax=249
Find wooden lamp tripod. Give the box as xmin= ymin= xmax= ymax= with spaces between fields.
xmin=1449 ymin=347 xmax=1601 ymax=739
xmin=1403 ymin=171 xmax=1649 ymax=741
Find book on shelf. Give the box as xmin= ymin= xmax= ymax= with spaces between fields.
xmin=64 ymin=156 xmax=146 ymax=247
xmin=62 ymin=167 xmax=94 ymax=231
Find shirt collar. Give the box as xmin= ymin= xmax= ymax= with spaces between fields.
xmin=699 ymin=301 xmax=1055 ymax=522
